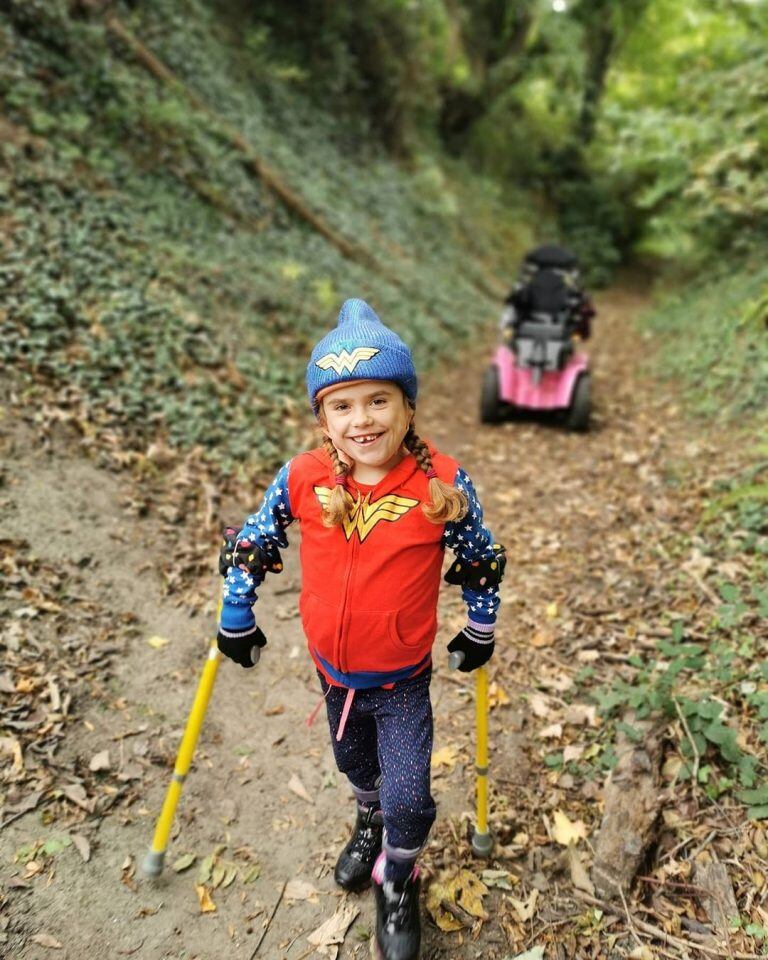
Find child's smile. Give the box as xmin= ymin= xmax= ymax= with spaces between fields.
xmin=319 ymin=380 xmax=413 ymax=483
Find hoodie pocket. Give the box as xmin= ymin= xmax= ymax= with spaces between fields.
xmin=299 ymin=592 xmax=339 ymax=664
xmin=392 ymin=606 xmax=437 ymax=650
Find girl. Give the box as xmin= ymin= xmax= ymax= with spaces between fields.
xmin=217 ymin=299 xmax=504 ymax=960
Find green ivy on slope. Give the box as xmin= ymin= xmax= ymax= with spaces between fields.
xmin=0 ymin=0 xmax=533 ymax=472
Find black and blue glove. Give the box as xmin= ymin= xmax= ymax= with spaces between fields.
xmin=218 ymin=526 xmax=283 ymax=579
xmin=218 ymin=552 xmax=264 ymax=669
xmin=447 ymin=622 xmax=495 ymax=672
xmin=216 ymin=624 xmax=267 ymax=669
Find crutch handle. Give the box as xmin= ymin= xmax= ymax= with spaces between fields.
xmin=448 ymin=650 xmax=465 ymax=671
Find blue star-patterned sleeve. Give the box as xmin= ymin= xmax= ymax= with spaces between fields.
xmin=236 ymin=460 xmax=294 ymax=554
xmin=442 ymin=467 xmax=500 ymax=626
xmin=220 ymin=461 xmax=294 ymax=635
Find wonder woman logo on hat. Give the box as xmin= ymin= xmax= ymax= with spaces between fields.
xmin=315 ymin=347 xmax=380 ymax=375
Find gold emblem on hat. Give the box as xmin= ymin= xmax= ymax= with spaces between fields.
xmin=315 ymin=347 xmax=380 ymax=375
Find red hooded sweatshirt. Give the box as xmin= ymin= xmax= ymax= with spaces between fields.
xmin=289 ymin=445 xmax=459 ymax=687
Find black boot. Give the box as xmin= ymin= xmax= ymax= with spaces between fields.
xmin=373 ymin=872 xmax=421 ymax=960
xmin=333 ymin=804 xmax=383 ymax=891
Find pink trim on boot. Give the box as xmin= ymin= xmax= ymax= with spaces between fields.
xmin=372 ymin=850 xmax=387 ymax=885
xmin=372 ymin=850 xmax=420 ymax=885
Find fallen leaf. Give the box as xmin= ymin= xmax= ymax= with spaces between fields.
xmin=285 ymin=878 xmax=319 ymax=903
xmin=172 ymin=854 xmax=196 ymax=873
xmin=135 ymin=905 xmax=160 ymax=918
xmin=60 ymin=783 xmax=95 ymax=812
xmin=552 ymin=810 xmax=587 ymax=846
xmin=0 ymin=737 xmax=23 ymax=774
xmin=431 ymin=745 xmax=459 ymax=770
xmin=546 ymin=602 xmax=559 ymax=619
xmin=539 ymin=673 xmax=573 ymax=693
xmin=567 ymin=844 xmax=595 ymax=895
xmin=121 ymin=855 xmax=137 ymax=891
xmin=539 ymin=723 xmax=563 ymax=740
xmin=195 ymin=884 xmax=216 ymax=913
xmin=563 ymin=744 xmax=584 ymax=763
xmin=89 ymin=750 xmax=111 ymax=772
xmin=31 ymin=933 xmax=63 ymax=949
xmin=4 ymin=790 xmax=43 ymax=817
xmin=306 ymin=903 xmax=359 ymax=957
xmin=528 ymin=693 xmax=551 ymax=718
xmin=508 ymin=888 xmax=539 ymax=922
xmin=70 ymin=835 xmax=90 ymax=863
xmin=508 ymin=948 xmax=545 ymax=960
xmin=488 ymin=682 xmax=510 ymax=709
xmin=481 ymin=868 xmax=517 ymax=890
xmin=146 ymin=635 xmax=170 ymax=649
xmin=563 ymin=703 xmax=598 ymax=727
xmin=576 ymin=649 xmax=599 ymax=663
xmin=197 ymin=854 xmax=214 ymax=884
xmin=628 ymin=947 xmax=655 ymax=960
xmin=426 ymin=869 xmax=488 ymax=932
xmin=288 ymin=774 xmax=313 ymax=804
xmin=531 ymin=628 xmax=555 ymax=648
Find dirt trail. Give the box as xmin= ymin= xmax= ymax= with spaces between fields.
xmin=0 ymin=284 xmax=725 ymax=960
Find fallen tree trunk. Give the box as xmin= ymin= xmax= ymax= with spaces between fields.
xmin=591 ymin=716 xmax=663 ymax=898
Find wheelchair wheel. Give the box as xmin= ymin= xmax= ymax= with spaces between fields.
xmin=480 ymin=365 xmax=503 ymax=424
xmin=566 ymin=373 xmax=591 ymax=432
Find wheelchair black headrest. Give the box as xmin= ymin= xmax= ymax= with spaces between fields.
xmin=524 ymin=244 xmax=579 ymax=270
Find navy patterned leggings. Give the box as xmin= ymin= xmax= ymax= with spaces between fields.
xmin=320 ymin=670 xmax=436 ymax=879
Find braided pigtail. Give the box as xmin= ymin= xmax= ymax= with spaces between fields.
xmin=403 ymin=426 xmax=467 ymax=524
xmin=321 ymin=434 xmax=351 ymax=527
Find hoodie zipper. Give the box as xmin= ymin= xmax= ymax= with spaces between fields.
xmin=336 ymin=513 xmax=359 ymax=674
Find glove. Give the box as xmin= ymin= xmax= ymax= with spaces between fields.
xmin=444 ymin=543 xmax=506 ymax=590
xmin=218 ymin=526 xmax=283 ymax=579
xmin=447 ymin=623 xmax=495 ymax=673
xmin=216 ymin=624 xmax=267 ymax=669
xmin=219 ymin=565 xmax=262 ymax=668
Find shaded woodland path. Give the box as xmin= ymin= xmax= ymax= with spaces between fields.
xmin=1 ymin=284 xmax=758 ymax=960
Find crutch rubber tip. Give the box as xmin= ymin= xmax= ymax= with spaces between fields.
xmin=141 ymin=849 xmax=165 ymax=877
xmin=471 ymin=831 xmax=493 ymax=859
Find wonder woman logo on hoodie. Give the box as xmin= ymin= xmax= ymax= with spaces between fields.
xmin=313 ymin=486 xmax=419 ymax=543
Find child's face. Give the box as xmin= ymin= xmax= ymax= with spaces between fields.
xmin=319 ymin=380 xmax=413 ymax=474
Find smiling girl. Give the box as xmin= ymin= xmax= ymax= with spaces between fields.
xmin=217 ymin=299 xmax=504 ymax=960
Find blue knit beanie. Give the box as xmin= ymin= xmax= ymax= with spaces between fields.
xmin=306 ymin=298 xmax=418 ymax=412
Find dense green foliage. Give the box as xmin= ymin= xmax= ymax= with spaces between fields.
xmin=2 ymin=0 xmax=767 ymax=470
xmin=0 ymin=0 xmax=533 ymax=468
xmin=641 ymin=262 xmax=768 ymax=421
xmin=597 ymin=0 xmax=768 ymax=262
xmin=213 ymin=0 xmax=768 ymax=279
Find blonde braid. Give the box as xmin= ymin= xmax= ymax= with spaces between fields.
xmin=403 ymin=426 xmax=467 ymax=523
xmin=321 ymin=435 xmax=351 ymax=527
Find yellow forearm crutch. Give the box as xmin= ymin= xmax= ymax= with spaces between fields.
xmin=142 ymin=637 xmax=223 ymax=877
xmin=448 ymin=654 xmax=493 ymax=857
xmin=141 ymin=601 xmax=261 ymax=878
